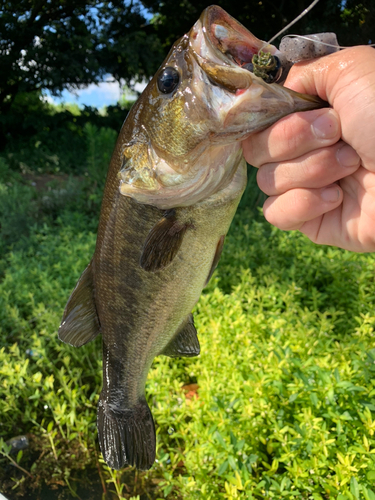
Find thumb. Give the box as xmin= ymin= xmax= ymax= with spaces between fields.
xmin=283 ymin=45 xmax=375 ymax=105
xmin=284 ymin=46 xmax=375 ymax=170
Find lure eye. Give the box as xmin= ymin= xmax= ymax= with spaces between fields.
xmin=251 ymin=53 xmax=283 ymax=84
xmin=265 ymin=56 xmax=282 ymax=83
xmin=157 ymin=67 xmax=180 ymax=94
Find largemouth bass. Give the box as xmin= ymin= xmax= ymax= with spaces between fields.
xmin=59 ymin=5 xmax=324 ymax=470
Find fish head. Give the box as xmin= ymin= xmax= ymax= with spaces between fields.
xmin=119 ymin=5 xmax=325 ymax=209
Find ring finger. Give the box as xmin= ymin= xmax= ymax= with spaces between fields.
xmin=257 ymin=141 xmax=361 ymax=196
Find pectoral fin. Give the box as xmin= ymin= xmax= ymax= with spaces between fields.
xmin=162 ymin=314 xmax=200 ymax=358
xmin=140 ymin=209 xmax=190 ymax=272
xmin=58 ymin=260 xmax=100 ymax=347
xmin=205 ymin=235 xmax=225 ymax=286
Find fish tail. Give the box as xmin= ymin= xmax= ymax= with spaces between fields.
xmin=97 ymin=397 xmax=156 ymax=470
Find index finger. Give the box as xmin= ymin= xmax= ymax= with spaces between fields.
xmin=242 ymin=107 xmax=340 ymax=167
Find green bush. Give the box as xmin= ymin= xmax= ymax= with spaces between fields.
xmin=1 ymin=181 xmax=375 ymax=499
xmin=1 ymin=101 xmax=375 ymax=498
xmin=0 ymin=92 xmax=128 ymax=175
xmin=0 ymin=121 xmax=116 ymax=254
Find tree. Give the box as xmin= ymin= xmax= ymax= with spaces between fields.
xmin=1 ymin=0 xmax=373 ymax=118
xmin=141 ymin=0 xmax=374 ymax=51
xmin=0 ymin=0 xmax=163 ymax=115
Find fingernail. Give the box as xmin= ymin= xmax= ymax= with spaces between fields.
xmin=321 ymin=185 xmax=340 ymax=202
xmin=312 ymin=111 xmax=339 ymax=139
xmin=336 ymin=144 xmax=360 ymax=168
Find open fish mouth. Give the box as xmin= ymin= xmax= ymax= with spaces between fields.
xmin=190 ymin=5 xmax=277 ymax=90
xmin=191 ymin=5 xmax=322 ymax=105
xmin=202 ymin=6 xmax=273 ymax=71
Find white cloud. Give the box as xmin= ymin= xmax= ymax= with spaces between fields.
xmin=40 ymin=93 xmax=56 ymax=104
xmin=43 ymin=78 xmax=148 ymax=108
xmin=78 ymin=79 xmax=121 ymax=101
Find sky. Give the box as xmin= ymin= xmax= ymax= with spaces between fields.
xmin=44 ymin=79 xmax=148 ymax=108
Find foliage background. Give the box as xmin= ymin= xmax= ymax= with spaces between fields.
xmin=1 ymin=112 xmax=375 ymax=499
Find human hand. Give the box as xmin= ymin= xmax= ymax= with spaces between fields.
xmin=242 ymin=46 xmax=375 ymax=252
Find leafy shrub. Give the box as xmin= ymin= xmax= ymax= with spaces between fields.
xmin=1 ymin=97 xmax=375 ymax=498
xmin=0 ymin=120 xmax=116 ymax=253
xmin=1 ymin=193 xmax=375 ymax=499
xmin=0 ymin=92 xmax=129 ymax=175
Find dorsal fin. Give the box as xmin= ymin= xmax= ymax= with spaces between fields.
xmin=161 ymin=314 xmax=200 ymax=358
xmin=58 ymin=261 xmax=100 ymax=347
xmin=140 ymin=209 xmax=191 ymax=272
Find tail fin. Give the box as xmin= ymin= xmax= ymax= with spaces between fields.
xmin=97 ymin=398 xmax=156 ymax=470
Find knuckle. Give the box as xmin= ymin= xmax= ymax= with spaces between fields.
xmin=243 ymin=134 xmax=265 ymax=167
xmin=269 ymin=115 xmax=306 ymax=158
xmin=257 ymin=165 xmax=275 ymax=195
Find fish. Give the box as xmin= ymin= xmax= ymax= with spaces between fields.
xmin=58 ymin=5 xmax=325 ymax=470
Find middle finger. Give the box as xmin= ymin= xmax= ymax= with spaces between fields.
xmin=257 ymin=141 xmax=361 ymax=196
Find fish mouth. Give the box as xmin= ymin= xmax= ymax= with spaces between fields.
xmin=202 ymin=5 xmax=271 ymax=71
xmin=190 ymin=5 xmax=323 ymax=107
xmin=189 ymin=5 xmax=276 ymax=92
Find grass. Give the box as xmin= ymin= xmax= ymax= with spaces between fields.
xmin=1 ymin=111 xmax=375 ymax=499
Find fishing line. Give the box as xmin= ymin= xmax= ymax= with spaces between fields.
xmin=281 ymin=34 xmax=375 ymax=50
xmin=258 ymin=0 xmax=320 ymax=53
xmin=252 ymin=0 xmax=321 ymax=82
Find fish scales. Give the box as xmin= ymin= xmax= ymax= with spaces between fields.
xmin=59 ymin=5 xmax=326 ymax=470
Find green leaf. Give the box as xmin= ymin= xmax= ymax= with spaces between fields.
xmin=236 ymin=439 xmax=245 ymax=452
xmin=310 ymin=393 xmax=318 ymax=406
xmin=228 ymin=456 xmax=237 ymax=470
xmin=215 ymin=432 xmax=227 ymax=449
xmin=341 ymin=411 xmax=353 ymax=421
xmin=163 ymin=485 xmax=172 ymax=497
xmin=363 ymin=486 xmax=372 ymax=500
xmin=230 ymin=431 xmax=237 ymax=447
xmin=289 ymin=393 xmax=298 ymax=403
xmin=16 ymin=450 xmax=23 ymax=463
xmin=218 ymin=460 xmax=229 ymax=475
xmin=207 ymin=425 xmax=217 ymax=435
xmin=350 ymin=477 xmax=359 ymax=500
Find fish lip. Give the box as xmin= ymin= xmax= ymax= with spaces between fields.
xmin=192 ymin=7 xmax=326 ymax=104
xmin=199 ymin=5 xmax=272 ymax=68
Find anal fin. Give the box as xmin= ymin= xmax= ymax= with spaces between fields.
xmin=162 ymin=314 xmax=200 ymax=358
xmin=58 ymin=260 xmax=100 ymax=347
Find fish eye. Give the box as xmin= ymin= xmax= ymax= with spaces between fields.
xmin=157 ymin=67 xmax=180 ymax=94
